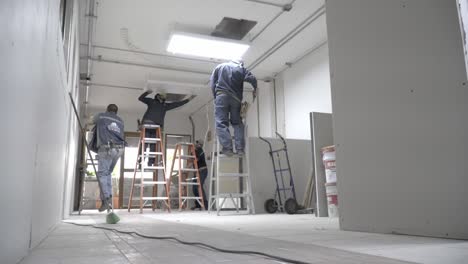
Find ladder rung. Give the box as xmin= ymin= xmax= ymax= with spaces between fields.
xmin=142 ymin=197 xmax=169 ymax=200
xmin=271 ymin=149 xmax=285 ymax=153
xmin=179 ymin=142 xmax=194 ymax=146
xmin=143 ymin=138 xmax=161 ymax=142
xmin=218 ymin=173 xmax=249 ymax=177
xmin=180 ymin=182 xmax=199 ymax=185
xmin=140 ymin=152 xmax=163 ymax=157
xmin=180 ymin=168 xmax=198 ymax=172
xmin=136 ymin=181 xmax=167 ymax=185
xmin=145 ymin=166 xmax=165 ymax=170
xmin=181 ymin=197 xmax=202 ymax=199
xmin=214 ymin=193 xmax=251 ymax=198
xmin=177 ymin=155 xmax=196 ymax=159
xmin=213 ymin=153 xmax=241 ymax=160
xmin=142 ymin=124 xmax=160 ymax=128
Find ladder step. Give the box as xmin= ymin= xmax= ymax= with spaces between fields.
xmin=218 ymin=173 xmax=249 ymax=177
xmin=177 ymin=155 xmax=196 ymax=159
xmin=145 ymin=166 xmax=165 ymax=170
xmin=142 ymin=197 xmax=169 ymax=200
xmin=213 ymin=153 xmax=242 ymax=160
xmin=271 ymin=149 xmax=285 ymax=153
xmin=140 ymin=152 xmax=163 ymax=157
xmin=142 ymin=124 xmax=160 ymax=128
xmin=180 ymin=182 xmax=199 ymax=185
xmin=214 ymin=193 xmax=251 ymax=198
xmin=180 ymin=197 xmax=202 ymax=199
xmin=180 ymin=168 xmax=198 ymax=172
xmin=136 ymin=181 xmax=168 ymax=185
xmin=143 ymin=138 xmax=162 ymax=142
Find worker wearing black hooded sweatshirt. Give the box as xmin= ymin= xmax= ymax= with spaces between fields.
xmin=138 ymin=89 xmax=194 ymax=165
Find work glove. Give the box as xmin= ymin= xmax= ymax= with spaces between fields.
xmin=143 ymin=86 xmax=153 ymax=94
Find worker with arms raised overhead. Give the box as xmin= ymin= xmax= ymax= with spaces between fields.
xmin=138 ymin=89 xmax=195 ymax=165
xmin=210 ymin=60 xmax=257 ymax=156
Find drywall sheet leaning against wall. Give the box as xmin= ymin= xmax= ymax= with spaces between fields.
xmin=310 ymin=112 xmax=334 ymax=217
xmin=327 ymin=0 xmax=468 ymax=238
xmin=248 ymin=137 xmax=312 ymax=214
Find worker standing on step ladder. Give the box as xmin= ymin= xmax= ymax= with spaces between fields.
xmin=138 ymin=88 xmax=195 ymax=165
xmin=191 ymin=140 xmax=208 ymax=210
xmin=210 ymin=60 xmax=257 ymax=156
xmin=90 ymin=104 xmax=126 ymax=212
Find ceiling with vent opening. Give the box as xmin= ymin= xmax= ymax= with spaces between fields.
xmin=79 ymin=0 xmax=327 ymax=116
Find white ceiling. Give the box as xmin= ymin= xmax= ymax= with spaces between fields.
xmin=79 ymin=0 xmax=327 ymax=115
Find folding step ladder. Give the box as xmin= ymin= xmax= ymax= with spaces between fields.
xmin=78 ymin=154 xmax=99 ymax=214
xmin=208 ymin=132 xmax=255 ymax=216
xmin=128 ymin=124 xmax=170 ymax=213
xmin=168 ymin=143 xmax=205 ymax=211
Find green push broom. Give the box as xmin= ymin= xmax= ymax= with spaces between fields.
xmin=69 ymin=93 xmax=120 ymax=224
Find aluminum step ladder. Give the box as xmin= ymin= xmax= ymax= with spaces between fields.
xmin=128 ymin=124 xmax=170 ymax=213
xmin=78 ymin=155 xmax=99 ymax=214
xmin=168 ymin=142 xmax=205 ymax=211
xmin=208 ymin=131 xmax=255 ymax=216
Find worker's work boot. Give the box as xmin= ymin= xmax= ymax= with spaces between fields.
xmin=98 ymin=198 xmax=109 ymax=212
xmin=98 ymin=197 xmax=112 ymax=212
xmin=236 ymin=149 xmax=245 ymax=156
xmin=219 ymin=149 xmax=234 ymax=157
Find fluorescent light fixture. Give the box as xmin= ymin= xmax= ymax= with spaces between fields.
xmin=167 ymin=32 xmax=249 ymax=60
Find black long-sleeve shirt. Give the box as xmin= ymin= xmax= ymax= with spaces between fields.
xmin=139 ymin=92 xmax=189 ymax=127
xmin=195 ymin=146 xmax=207 ymax=169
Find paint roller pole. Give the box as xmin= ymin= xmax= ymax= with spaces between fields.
xmin=68 ymin=92 xmax=120 ymax=224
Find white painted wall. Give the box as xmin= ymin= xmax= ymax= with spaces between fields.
xmin=327 ymin=0 xmax=468 ymax=239
xmin=276 ymin=44 xmax=332 ymax=140
xmin=0 ymin=0 xmax=81 ymax=263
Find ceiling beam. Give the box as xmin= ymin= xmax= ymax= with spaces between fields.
xmin=80 ymin=43 xmax=221 ymax=65
xmin=82 ymin=56 xmax=212 ymax=75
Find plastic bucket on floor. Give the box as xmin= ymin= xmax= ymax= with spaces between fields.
xmin=321 ymin=145 xmax=337 ymax=183
xmin=325 ymin=182 xmax=339 ymax=217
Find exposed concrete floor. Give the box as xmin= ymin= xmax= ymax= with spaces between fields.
xmin=20 ymin=210 xmax=468 ymax=264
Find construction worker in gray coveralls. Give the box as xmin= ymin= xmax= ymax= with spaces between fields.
xmin=210 ymin=60 xmax=257 ymax=156
xmin=91 ymin=104 xmax=126 ymax=212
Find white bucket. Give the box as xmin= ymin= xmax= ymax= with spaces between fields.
xmin=325 ymin=169 xmax=337 ymax=183
xmin=325 ymin=183 xmax=339 ymax=217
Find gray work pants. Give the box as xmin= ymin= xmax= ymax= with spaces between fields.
xmin=97 ymin=146 xmax=123 ymax=200
xmin=214 ymin=94 xmax=244 ymax=152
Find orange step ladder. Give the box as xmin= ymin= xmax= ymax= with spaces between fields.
xmin=168 ymin=143 xmax=205 ymax=211
xmin=128 ymin=124 xmax=170 ymax=213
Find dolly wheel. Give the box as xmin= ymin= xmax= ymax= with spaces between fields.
xmin=264 ymin=199 xmax=278 ymax=214
xmin=285 ymin=198 xmax=298 ymax=214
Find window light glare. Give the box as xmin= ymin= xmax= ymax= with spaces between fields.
xmin=167 ymin=34 xmax=249 ymax=60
